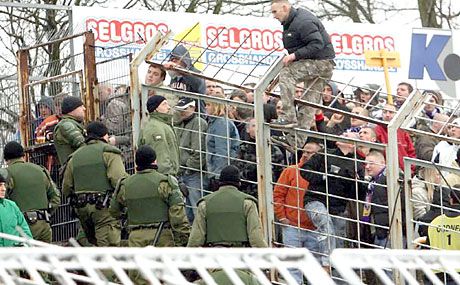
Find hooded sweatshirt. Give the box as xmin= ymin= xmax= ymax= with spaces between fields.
xmin=169 ymin=44 xmax=206 ymax=95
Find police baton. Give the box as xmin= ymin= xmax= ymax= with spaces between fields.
xmin=152 ymin=222 xmax=165 ymax=246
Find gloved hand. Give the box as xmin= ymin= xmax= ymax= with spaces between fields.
xmin=179 ymin=182 xmax=189 ymax=197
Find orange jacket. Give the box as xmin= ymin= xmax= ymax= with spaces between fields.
xmin=273 ymin=162 xmax=314 ymax=230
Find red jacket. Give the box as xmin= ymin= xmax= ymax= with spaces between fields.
xmin=273 ymin=162 xmax=314 ymax=230
xmin=375 ymin=124 xmax=416 ymax=171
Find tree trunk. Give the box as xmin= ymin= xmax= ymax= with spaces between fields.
xmin=418 ymin=0 xmax=441 ymax=27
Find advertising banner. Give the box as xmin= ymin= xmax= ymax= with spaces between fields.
xmin=72 ymin=6 xmax=459 ymax=98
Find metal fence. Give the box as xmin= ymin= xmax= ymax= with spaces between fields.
xmin=3 ymin=7 xmax=460 ymax=285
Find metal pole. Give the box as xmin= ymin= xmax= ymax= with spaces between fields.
xmin=68 ymin=9 xmax=77 ymax=100
xmin=386 ymin=89 xmax=424 ymax=284
xmin=253 ymin=57 xmax=283 ymax=245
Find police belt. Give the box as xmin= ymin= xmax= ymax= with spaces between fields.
xmin=23 ymin=210 xmax=49 ymax=224
xmin=129 ymin=222 xmax=171 ymax=231
xmin=206 ymin=242 xmax=250 ymax=248
xmin=74 ymin=192 xmax=105 ymax=208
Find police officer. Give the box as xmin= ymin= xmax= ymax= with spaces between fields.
xmin=3 ymin=141 xmax=60 ymax=243
xmin=110 ymin=145 xmax=190 ymax=247
xmin=187 ymin=165 xmax=266 ymax=248
xmin=187 ymin=165 xmax=266 ymax=285
xmin=63 ymin=121 xmax=127 ymax=246
xmin=54 ymin=96 xmax=86 ymax=165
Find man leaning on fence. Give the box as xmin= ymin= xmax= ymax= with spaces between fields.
xmin=3 ymin=141 xmax=60 ymax=243
xmin=54 ymin=96 xmax=86 ymax=165
xmin=270 ymin=0 xmax=335 ymax=146
xmin=63 ymin=121 xmax=128 ymax=247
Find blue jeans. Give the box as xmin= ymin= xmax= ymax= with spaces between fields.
xmin=179 ymin=172 xmax=208 ymax=223
xmin=305 ymin=201 xmax=335 ymax=266
xmin=282 ymin=226 xmax=320 ymax=284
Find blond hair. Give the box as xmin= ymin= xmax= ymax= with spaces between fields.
xmin=206 ymin=93 xmax=227 ymax=117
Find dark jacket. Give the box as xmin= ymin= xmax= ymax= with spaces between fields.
xmin=301 ymin=148 xmax=366 ymax=214
xmin=417 ymin=186 xmax=451 ymax=237
xmin=282 ymin=8 xmax=335 ymax=61
xmin=233 ymin=137 xmax=285 ymax=198
xmin=370 ymin=169 xmax=407 ymax=239
xmin=169 ymin=44 xmax=206 ymax=114
xmin=169 ymin=45 xmax=206 ymax=94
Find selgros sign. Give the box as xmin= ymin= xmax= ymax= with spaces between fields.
xmin=72 ymin=7 xmax=459 ymax=98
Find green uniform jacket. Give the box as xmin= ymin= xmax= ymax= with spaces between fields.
xmin=138 ymin=112 xmax=180 ymax=176
xmin=187 ymin=185 xmax=267 ymax=247
xmin=62 ymin=140 xmax=128 ymax=197
xmin=110 ymin=169 xmax=190 ymax=246
xmin=54 ymin=115 xmax=85 ymax=165
xmin=175 ymin=114 xmax=208 ymax=173
xmin=6 ymin=158 xmax=60 ymax=213
xmin=0 ymin=198 xmax=32 ymax=247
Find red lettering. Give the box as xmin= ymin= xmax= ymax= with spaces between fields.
xmin=85 ymin=18 xmax=169 ymax=43
xmin=330 ymin=33 xmax=396 ymax=56
xmin=205 ymin=25 xmax=283 ymax=52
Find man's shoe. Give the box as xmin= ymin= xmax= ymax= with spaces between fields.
xmin=269 ymin=118 xmax=297 ymax=129
xmin=271 ymin=135 xmax=295 ymax=153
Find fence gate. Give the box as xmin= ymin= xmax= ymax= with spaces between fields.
xmin=16 ymin=31 xmax=97 ymax=243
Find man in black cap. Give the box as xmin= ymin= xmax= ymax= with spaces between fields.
xmin=138 ymin=95 xmax=180 ymax=176
xmin=174 ymin=97 xmax=208 ymax=223
xmin=110 ymin=145 xmax=190 ymax=245
xmin=63 ymin=121 xmax=128 ymax=246
xmin=54 ymin=96 xmax=86 ymax=165
xmin=2 ymin=141 xmax=60 ymax=243
xmin=187 ymin=165 xmax=266 ymax=248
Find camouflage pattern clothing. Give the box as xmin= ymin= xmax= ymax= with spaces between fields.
xmin=53 ymin=115 xmax=85 ymax=165
xmin=279 ymin=59 xmax=334 ymax=145
xmin=5 ymin=158 xmax=60 ymax=243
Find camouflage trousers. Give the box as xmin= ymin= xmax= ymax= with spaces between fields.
xmin=279 ymin=59 xmax=334 ymax=146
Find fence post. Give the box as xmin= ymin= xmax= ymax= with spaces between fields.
xmin=386 ymin=89 xmax=424 ymax=284
xmin=254 ymin=58 xmax=283 ymax=245
xmin=83 ymin=31 xmax=97 ymax=121
xmin=17 ymin=49 xmax=30 ymax=148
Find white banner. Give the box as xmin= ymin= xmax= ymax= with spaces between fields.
xmin=72 ymin=6 xmax=459 ymax=98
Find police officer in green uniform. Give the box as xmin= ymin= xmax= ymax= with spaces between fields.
xmin=3 ymin=141 xmax=60 ymax=243
xmin=54 ymin=96 xmax=86 ymax=165
xmin=188 ymin=165 xmax=266 ymax=285
xmin=63 ymin=121 xmax=127 ymax=246
xmin=110 ymin=145 xmax=190 ymax=247
xmin=110 ymin=145 xmax=190 ymax=284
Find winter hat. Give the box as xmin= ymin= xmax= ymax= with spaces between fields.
xmin=3 ymin=141 xmax=24 ymax=160
xmin=61 ymin=96 xmax=84 ymax=114
xmin=424 ymin=90 xmax=443 ymax=106
xmin=147 ymin=95 xmax=166 ymax=113
xmin=219 ymin=165 xmax=241 ymax=186
xmin=0 ymin=173 xmax=6 ymax=183
xmin=86 ymin=121 xmax=108 ymax=138
xmin=37 ymin=96 xmax=55 ymax=114
xmin=135 ymin=145 xmax=157 ymax=168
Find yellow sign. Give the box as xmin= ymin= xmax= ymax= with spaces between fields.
xmin=173 ymin=23 xmax=203 ymax=70
xmin=364 ymin=49 xmax=401 ymax=104
xmin=364 ymin=50 xmax=401 ymax=68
